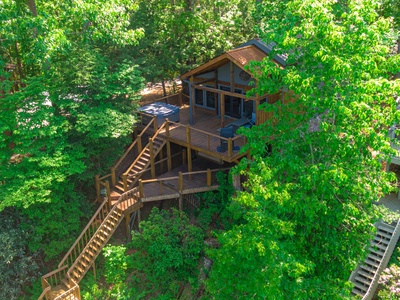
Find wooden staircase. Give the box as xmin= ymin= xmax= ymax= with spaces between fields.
xmin=111 ymin=129 xmax=167 ymax=202
xmin=350 ymin=221 xmax=400 ymax=299
xmin=40 ymin=188 xmax=142 ymax=300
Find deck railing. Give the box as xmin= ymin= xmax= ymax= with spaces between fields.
xmin=57 ymin=198 xmax=110 ymax=270
xmin=39 ymin=265 xmax=69 ymax=300
xmin=95 ymin=115 xmax=157 ymax=200
xmin=121 ymin=121 xmax=167 ymax=190
xmin=138 ymin=168 xmax=230 ymax=198
xmin=164 ymin=120 xmax=246 ymax=160
xmin=140 ymin=92 xmax=186 ymax=107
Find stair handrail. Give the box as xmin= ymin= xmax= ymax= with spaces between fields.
xmin=96 ymin=115 xmax=157 ymax=189
xmin=123 ymin=121 xmax=167 ymax=179
xmin=39 ymin=265 xmax=69 ymax=300
xmin=66 ymin=187 xmax=140 ymax=283
xmin=37 ymin=286 xmax=51 ymax=300
xmin=362 ymin=219 xmax=400 ymax=300
xmin=58 ymin=198 xmax=109 ymax=268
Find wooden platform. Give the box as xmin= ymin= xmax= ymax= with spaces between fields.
xmin=138 ymin=106 xmax=248 ymax=163
xmin=140 ymin=160 xmax=227 ymax=202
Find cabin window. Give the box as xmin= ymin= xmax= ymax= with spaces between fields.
xmin=194 ymin=85 xmax=216 ymax=110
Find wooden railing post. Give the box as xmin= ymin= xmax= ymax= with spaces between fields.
xmin=111 ymin=167 xmax=116 ymax=187
xmin=122 ymin=174 xmax=128 ymax=192
xmin=167 ymin=141 xmax=172 ymax=171
xmin=228 ymin=137 xmax=233 ymax=158
xmin=105 ymin=180 xmax=111 ymax=211
xmin=139 ymin=179 xmax=144 ymax=198
xmin=178 ymin=172 xmax=183 ymax=211
xmin=138 ymin=136 xmax=142 ymax=153
xmin=149 ymin=138 xmax=156 ymax=178
xmin=153 ymin=117 xmax=158 ymax=131
xmin=186 ymin=126 xmax=191 ymax=144
xmin=165 ymin=118 xmax=170 ymax=137
xmin=95 ymin=175 xmax=101 ymax=202
xmin=178 ymin=172 xmax=183 ymax=192
xmin=207 ymin=169 xmax=211 ymax=187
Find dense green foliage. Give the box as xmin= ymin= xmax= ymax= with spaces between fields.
xmin=129 ymin=0 xmax=256 ymax=84
xmin=0 ymin=0 xmax=144 ymax=257
xmin=206 ymin=0 xmax=400 ymax=298
xmin=0 ymin=213 xmax=39 ymax=300
xmin=129 ymin=208 xmax=204 ymax=298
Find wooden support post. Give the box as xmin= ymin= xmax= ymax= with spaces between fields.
xmin=230 ymin=61 xmax=234 ymax=92
xmin=105 ymin=180 xmax=111 ymax=211
xmin=111 ymin=167 xmax=116 ymax=187
xmin=159 ymin=148 xmax=164 ymax=173
xmin=190 ymin=75 xmax=194 ymax=125
xmin=232 ymin=173 xmax=242 ymax=191
xmin=123 ymin=174 xmax=128 ymax=192
xmin=179 ymin=92 xmax=183 ymax=106
xmin=207 ymin=168 xmax=211 ymax=187
xmin=95 ymin=175 xmax=100 ymax=202
xmin=149 ymin=138 xmax=156 ymax=178
xmin=139 ymin=179 xmax=144 ymax=198
xmin=228 ymin=138 xmax=233 ymax=158
xmin=182 ymin=149 xmax=187 ymax=165
xmin=167 ymin=141 xmax=172 ymax=171
xmin=179 ymin=195 xmax=183 ymax=211
xmin=138 ymin=136 xmax=142 ymax=153
xmin=221 ymin=94 xmax=225 ymax=128
xmin=93 ymin=262 xmax=96 ymax=280
xmin=126 ymin=213 xmax=131 ymax=241
xmin=187 ymin=147 xmax=192 ymax=179
xmin=178 ymin=171 xmax=183 ymax=192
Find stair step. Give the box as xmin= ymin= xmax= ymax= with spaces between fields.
xmin=360 ymin=264 xmax=378 ymax=273
xmin=61 ymin=279 xmax=71 ymax=289
xmin=358 ymin=269 xmax=375 ymax=280
xmin=370 ymin=240 xmax=389 ymax=251
xmin=365 ymin=258 xmax=380 ymax=268
xmin=355 ymin=275 xmax=372 ymax=285
xmin=377 ymin=223 xmax=395 ymax=233
xmin=376 ymin=230 xmax=393 ymax=240
xmin=352 ymin=285 xmax=366 ymax=297
xmin=353 ymin=281 xmax=368 ymax=293
xmin=115 ymin=185 xmax=125 ymax=193
xmin=368 ymin=252 xmax=383 ymax=262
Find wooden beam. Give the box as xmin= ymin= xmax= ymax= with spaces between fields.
xmin=187 ymin=147 xmax=192 ymax=178
xmin=167 ymin=141 xmax=172 ymax=171
xmin=189 ymin=75 xmax=194 ymax=125
xmin=193 ymin=84 xmax=255 ymax=100
xmin=149 ymin=138 xmax=155 ymax=178
xmin=230 ymin=61 xmax=234 ymax=92
xmin=95 ymin=175 xmax=100 ymax=202
xmin=220 ymin=94 xmax=225 ymax=128
xmin=125 ymin=214 xmax=131 ymax=241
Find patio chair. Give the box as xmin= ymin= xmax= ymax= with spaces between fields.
xmin=217 ymin=126 xmax=239 ymax=152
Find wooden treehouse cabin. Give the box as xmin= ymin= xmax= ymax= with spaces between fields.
xmin=39 ymin=39 xmax=288 ymax=300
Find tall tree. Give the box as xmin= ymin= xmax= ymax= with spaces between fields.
xmin=129 ymin=0 xmax=256 ymax=91
xmin=0 ymin=0 xmax=144 ymax=257
xmin=206 ymin=0 xmax=400 ymax=298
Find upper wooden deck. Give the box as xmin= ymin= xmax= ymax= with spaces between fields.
xmin=138 ymin=104 xmax=248 ymax=164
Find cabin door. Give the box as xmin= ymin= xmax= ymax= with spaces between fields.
xmin=219 ymin=85 xmax=242 ymax=119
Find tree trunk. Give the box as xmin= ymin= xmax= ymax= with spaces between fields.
xmin=162 ymin=80 xmax=167 ymax=97
xmin=26 ymin=0 xmax=38 ymax=16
